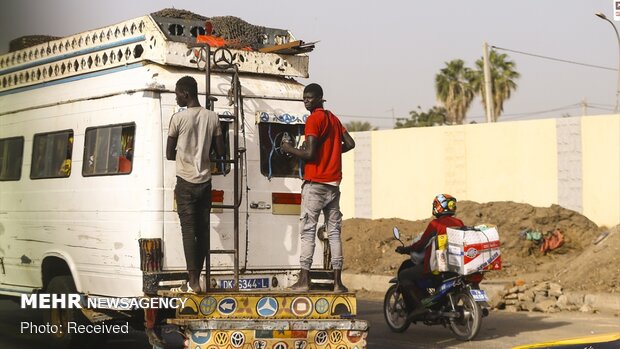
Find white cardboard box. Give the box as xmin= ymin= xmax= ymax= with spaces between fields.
xmin=447 ymin=226 xmax=502 ymax=275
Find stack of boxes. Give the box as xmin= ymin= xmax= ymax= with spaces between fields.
xmin=443 ymin=226 xmax=502 ymax=275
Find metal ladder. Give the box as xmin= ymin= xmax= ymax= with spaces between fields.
xmin=192 ymin=44 xmax=244 ymax=292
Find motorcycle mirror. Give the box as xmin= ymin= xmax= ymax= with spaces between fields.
xmin=392 ymin=227 xmax=403 ymax=245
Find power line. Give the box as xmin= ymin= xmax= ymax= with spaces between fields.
xmin=498 ymin=103 xmax=582 ymax=119
xmin=589 ymin=105 xmax=615 ymax=112
xmin=588 ymin=102 xmax=615 ymax=108
xmin=467 ymin=101 xmax=615 ymax=121
xmin=338 ymin=113 xmax=393 ymax=121
xmin=492 ymin=45 xmax=617 ymax=71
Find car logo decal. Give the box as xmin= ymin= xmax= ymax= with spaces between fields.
xmin=200 ymin=296 xmax=217 ymax=316
xmin=230 ymin=331 xmax=245 ymax=347
xmin=314 ymin=331 xmax=328 ymax=345
xmin=314 ymin=298 xmax=329 ymax=314
xmin=214 ymin=331 xmax=228 ymax=345
xmin=329 ymin=330 xmax=343 ymax=344
xmin=256 ymin=296 xmax=278 ymax=317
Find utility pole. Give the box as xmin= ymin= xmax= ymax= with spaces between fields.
xmin=387 ymin=107 xmax=395 ymax=127
xmin=482 ymin=42 xmax=495 ymax=122
xmin=581 ymin=98 xmax=588 ymax=116
xmin=595 ymin=13 xmax=620 ymax=113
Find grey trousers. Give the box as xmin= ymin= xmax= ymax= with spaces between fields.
xmin=299 ymin=181 xmax=344 ymax=270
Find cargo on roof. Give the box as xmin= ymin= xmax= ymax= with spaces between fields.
xmin=0 ymin=10 xmax=312 ymax=94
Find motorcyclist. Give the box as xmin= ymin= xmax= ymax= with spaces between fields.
xmin=395 ymin=194 xmax=464 ymax=319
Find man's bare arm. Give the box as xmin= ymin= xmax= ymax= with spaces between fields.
xmin=281 ymin=135 xmax=317 ymax=161
xmin=166 ymin=136 xmax=177 ymax=160
xmin=214 ymin=134 xmax=225 ymax=157
xmin=342 ymin=131 xmax=355 ymax=153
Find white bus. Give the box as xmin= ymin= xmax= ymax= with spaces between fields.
xmin=0 ymin=13 xmax=325 ymax=306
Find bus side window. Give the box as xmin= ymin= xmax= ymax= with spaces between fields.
xmin=0 ymin=136 xmax=24 ymax=181
xmin=31 ymin=130 xmax=73 ymax=179
xmin=82 ymin=123 xmax=135 ymax=176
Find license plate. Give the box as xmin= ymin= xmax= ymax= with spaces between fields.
xmin=470 ymin=289 xmax=489 ymax=302
xmin=219 ymin=277 xmax=270 ymax=290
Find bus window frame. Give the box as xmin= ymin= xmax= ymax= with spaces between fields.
xmin=0 ymin=136 xmax=25 ymax=181
xmin=30 ymin=129 xmax=74 ymax=180
xmin=82 ymin=122 xmax=136 ymax=177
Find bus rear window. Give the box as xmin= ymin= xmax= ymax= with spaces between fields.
xmin=258 ymin=123 xmax=305 ymax=178
xmin=83 ymin=123 xmax=135 ymax=176
xmin=211 ymin=118 xmax=231 ymax=176
xmin=31 ymin=130 xmax=73 ymax=179
xmin=0 ymin=137 xmax=24 ymax=181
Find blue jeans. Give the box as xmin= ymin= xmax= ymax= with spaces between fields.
xmin=174 ymin=177 xmax=212 ymax=274
xmin=299 ymin=181 xmax=344 ymax=270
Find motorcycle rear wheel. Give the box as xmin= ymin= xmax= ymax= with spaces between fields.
xmin=383 ymin=284 xmax=410 ymax=332
xmin=449 ymin=290 xmax=482 ymax=341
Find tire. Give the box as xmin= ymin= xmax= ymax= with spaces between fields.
xmin=43 ymin=275 xmax=96 ymax=349
xmin=383 ymin=284 xmax=410 ymax=332
xmin=448 ymin=290 xmax=482 ymax=341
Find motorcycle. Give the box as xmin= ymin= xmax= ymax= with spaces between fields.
xmin=383 ymin=227 xmax=490 ymax=341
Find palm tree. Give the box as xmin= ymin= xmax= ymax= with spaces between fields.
xmin=472 ymin=50 xmax=520 ymax=121
xmin=435 ymin=59 xmax=476 ymax=124
xmin=395 ymin=106 xmax=447 ymax=128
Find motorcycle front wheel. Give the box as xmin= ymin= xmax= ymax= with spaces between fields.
xmin=449 ymin=290 xmax=482 ymax=341
xmin=383 ymin=284 xmax=410 ymax=332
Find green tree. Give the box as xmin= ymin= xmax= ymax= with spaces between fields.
xmin=435 ymin=59 xmax=475 ymax=125
xmin=471 ymin=50 xmax=520 ymax=121
xmin=395 ymin=106 xmax=447 ymax=128
xmin=344 ymin=121 xmax=377 ymax=132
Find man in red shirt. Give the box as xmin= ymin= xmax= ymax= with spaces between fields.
xmin=395 ymin=194 xmax=464 ymax=319
xmin=281 ymin=83 xmax=355 ymax=292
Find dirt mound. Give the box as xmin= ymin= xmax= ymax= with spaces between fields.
xmin=341 ymin=201 xmax=618 ymax=293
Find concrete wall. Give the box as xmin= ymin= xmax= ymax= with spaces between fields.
xmin=581 ymin=115 xmax=620 ymax=227
xmin=342 ymin=114 xmax=620 ymax=228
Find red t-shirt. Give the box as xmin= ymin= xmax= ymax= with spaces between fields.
xmin=410 ymin=215 xmax=464 ymax=274
xmin=303 ymin=108 xmax=346 ymax=183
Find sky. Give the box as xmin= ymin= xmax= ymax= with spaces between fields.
xmin=1 ymin=0 xmax=617 ymax=128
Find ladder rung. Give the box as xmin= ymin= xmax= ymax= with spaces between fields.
xmin=213 ymin=159 xmax=236 ymax=164
xmin=309 ymin=270 xmax=335 ymax=279
xmin=211 ymin=204 xmax=235 ymax=209
xmin=210 ymin=249 xmax=236 ymax=254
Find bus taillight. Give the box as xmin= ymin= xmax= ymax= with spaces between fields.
xmin=272 ymin=193 xmax=301 ymax=205
xmin=272 ymin=192 xmax=302 ymax=215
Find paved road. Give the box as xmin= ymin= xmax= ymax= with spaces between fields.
xmin=2 ymin=296 xmax=619 ymax=349
xmin=357 ymin=299 xmax=620 ymax=348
